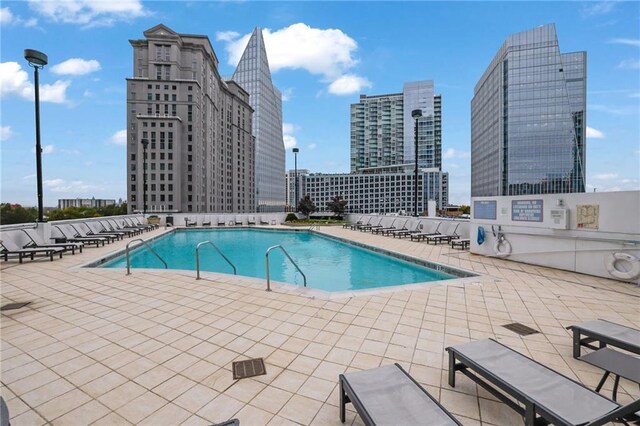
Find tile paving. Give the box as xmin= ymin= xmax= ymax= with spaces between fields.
xmin=1 ymin=224 xmax=639 ymax=425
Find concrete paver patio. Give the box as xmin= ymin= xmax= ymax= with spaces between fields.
xmin=1 ymin=225 xmax=638 ymax=425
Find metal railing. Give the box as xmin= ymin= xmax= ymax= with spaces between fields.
xmin=265 ymin=245 xmax=307 ymax=291
xmin=195 ymin=241 xmax=237 ymax=279
xmin=126 ymin=239 xmax=167 ymax=275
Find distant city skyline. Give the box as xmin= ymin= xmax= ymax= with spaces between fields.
xmin=1 ymin=1 xmax=638 ymax=206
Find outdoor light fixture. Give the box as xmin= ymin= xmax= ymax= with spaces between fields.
xmin=293 ymin=147 xmax=300 ymax=211
xmin=411 ymin=109 xmax=422 ymax=217
xmin=24 ymin=49 xmax=48 ymax=222
xmin=141 ymin=138 xmax=149 ymax=215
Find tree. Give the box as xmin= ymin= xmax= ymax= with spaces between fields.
xmin=297 ymin=195 xmax=317 ymax=218
xmin=460 ymin=205 xmax=471 ymax=215
xmin=0 ymin=203 xmax=37 ymax=225
xmin=326 ymin=195 xmax=348 ymax=219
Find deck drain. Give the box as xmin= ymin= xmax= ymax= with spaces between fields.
xmin=1 ymin=302 xmax=31 ymax=311
xmin=232 ymin=358 xmax=266 ymax=380
xmin=502 ymin=322 xmax=539 ymax=336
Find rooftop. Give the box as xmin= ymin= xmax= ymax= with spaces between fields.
xmin=1 ymin=225 xmax=638 ymax=425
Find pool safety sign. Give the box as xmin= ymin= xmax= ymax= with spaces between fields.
xmin=511 ymin=199 xmax=543 ymax=222
xmin=473 ymin=200 xmax=497 ymax=220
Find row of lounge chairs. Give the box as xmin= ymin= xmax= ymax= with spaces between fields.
xmin=341 ymin=319 xmax=640 ymax=426
xmin=0 ymin=217 xmax=157 ymax=263
xmin=345 ymin=216 xmax=471 ymax=249
xmin=184 ymin=215 xmax=275 ymax=227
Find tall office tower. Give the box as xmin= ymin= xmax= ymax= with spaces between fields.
xmin=126 ymin=24 xmax=255 ymax=214
xmin=350 ymin=81 xmax=442 ymax=172
xmin=471 ymin=24 xmax=586 ymax=197
xmin=232 ymin=27 xmax=286 ymax=212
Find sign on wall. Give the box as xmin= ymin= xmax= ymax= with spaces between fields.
xmin=577 ymin=204 xmax=599 ymax=229
xmin=473 ymin=200 xmax=497 ymax=220
xmin=511 ymin=199 xmax=544 ymax=222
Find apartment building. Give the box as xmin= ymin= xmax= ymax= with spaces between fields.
xmin=126 ymin=24 xmax=255 ymax=213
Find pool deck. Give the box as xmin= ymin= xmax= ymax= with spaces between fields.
xmin=1 ymin=225 xmax=638 ymax=425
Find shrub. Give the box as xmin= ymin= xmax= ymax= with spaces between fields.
xmin=285 ymin=213 xmax=298 ymax=222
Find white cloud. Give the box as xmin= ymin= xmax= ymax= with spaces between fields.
xmin=43 ymin=144 xmax=54 ymax=154
xmin=0 ymin=62 xmax=70 ymax=103
xmin=328 ymin=74 xmax=372 ymax=96
xmin=0 ymin=126 xmax=13 ymax=141
xmin=582 ymin=1 xmax=617 ymax=17
xmin=23 ymin=174 xmax=36 ymax=180
xmin=443 ymin=148 xmax=470 ymax=159
xmin=60 ymin=148 xmax=80 ymax=155
xmin=51 ymin=58 xmax=101 ymax=75
xmin=307 ymin=143 xmax=317 ymax=150
xmin=609 ymin=38 xmax=640 ymax=47
xmin=283 ymin=135 xmax=297 ymax=149
xmin=281 ymin=87 xmax=294 ymax=102
xmin=109 ymin=129 xmax=127 ymax=146
xmin=593 ymin=173 xmax=618 ymax=180
xmin=586 ymin=126 xmax=605 ymax=139
xmin=43 ymin=178 xmax=94 ymax=193
xmin=0 ymin=6 xmax=13 ymax=24
xmin=28 ymin=0 xmax=147 ymax=27
xmin=617 ymin=59 xmax=640 ymax=69
xmin=282 ymin=122 xmax=298 ymax=149
xmin=221 ymin=23 xmax=369 ymax=95
xmin=0 ymin=6 xmax=38 ymax=27
xmin=215 ymin=31 xmax=240 ymax=42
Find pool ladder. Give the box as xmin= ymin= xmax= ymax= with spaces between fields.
xmin=126 ymin=239 xmax=167 ymax=275
xmin=195 ymin=241 xmax=237 ymax=279
xmin=265 ymin=245 xmax=307 ymax=291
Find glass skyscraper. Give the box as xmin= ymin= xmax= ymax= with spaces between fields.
xmin=232 ymin=28 xmax=286 ymax=212
xmin=471 ymin=24 xmax=586 ymax=197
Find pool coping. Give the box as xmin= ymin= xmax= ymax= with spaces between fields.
xmin=79 ymin=227 xmax=487 ymax=299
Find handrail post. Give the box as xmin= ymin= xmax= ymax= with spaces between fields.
xmin=125 ymin=238 xmax=168 ymax=275
xmin=195 ymin=241 xmax=237 ymax=279
xmin=265 ymin=245 xmax=307 ymax=291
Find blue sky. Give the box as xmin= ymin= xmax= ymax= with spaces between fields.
xmin=1 ymin=1 xmax=639 ymax=207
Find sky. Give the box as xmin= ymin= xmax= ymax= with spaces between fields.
xmin=1 ymin=1 xmax=639 ymax=207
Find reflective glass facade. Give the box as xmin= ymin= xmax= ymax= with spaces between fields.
xmin=232 ymin=28 xmax=286 ymax=212
xmin=471 ymin=24 xmax=586 ymax=197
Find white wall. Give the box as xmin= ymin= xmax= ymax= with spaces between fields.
xmin=470 ymin=191 xmax=640 ymax=283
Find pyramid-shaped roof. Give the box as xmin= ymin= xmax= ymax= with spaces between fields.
xmin=232 ymin=27 xmax=273 ymax=85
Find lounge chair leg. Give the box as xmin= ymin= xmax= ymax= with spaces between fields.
xmin=572 ymin=329 xmax=581 ymax=358
xmin=524 ymin=402 xmax=535 ymax=426
xmin=612 ymin=375 xmax=620 ymax=401
xmin=339 ymin=377 xmax=346 ymax=423
xmin=595 ymin=371 xmax=610 ymax=393
xmin=448 ymin=351 xmax=456 ymax=387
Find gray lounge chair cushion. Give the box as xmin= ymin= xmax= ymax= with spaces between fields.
xmin=343 ymin=364 xmax=459 ymax=425
xmin=572 ymin=320 xmax=640 ymax=349
xmin=450 ymin=339 xmax=619 ymax=425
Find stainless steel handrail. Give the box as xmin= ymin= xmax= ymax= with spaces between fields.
xmin=195 ymin=241 xmax=237 ymax=279
xmin=126 ymin=239 xmax=167 ymax=275
xmin=265 ymin=245 xmax=307 ymax=291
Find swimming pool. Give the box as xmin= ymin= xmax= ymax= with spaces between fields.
xmin=100 ymin=229 xmax=471 ymax=292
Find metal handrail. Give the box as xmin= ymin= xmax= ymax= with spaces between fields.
xmin=265 ymin=245 xmax=307 ymax=291
xmin=126 ymin=239 xmax=167 ymax=275
xmin=195 ymin=241 xmax=237 ymax=279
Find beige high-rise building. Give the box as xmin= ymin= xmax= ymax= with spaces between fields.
xmin=126 ymin=24 xmax=255 ymax=214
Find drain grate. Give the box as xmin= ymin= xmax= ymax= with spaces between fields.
xmin=502 ymin=322 xmax=539 ymax=336
xmin=232 ymin=358 xmax=266 ymax=380
xmin=1 ymin=302 xmax=31 ymax=311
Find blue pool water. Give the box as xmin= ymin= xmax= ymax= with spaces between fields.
xmin=101 ymin=229 xmax=457 ymax=291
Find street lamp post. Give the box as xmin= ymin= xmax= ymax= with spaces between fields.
xmin=24 ymin=49 xmax=48 ymax=222
xmin=141 ymin=138 xmax=149 ymax=215
xmin=292 ymin=147 xmax=299 ymax=211
xmin=411 ymin=109 xmax=422 ymax=217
